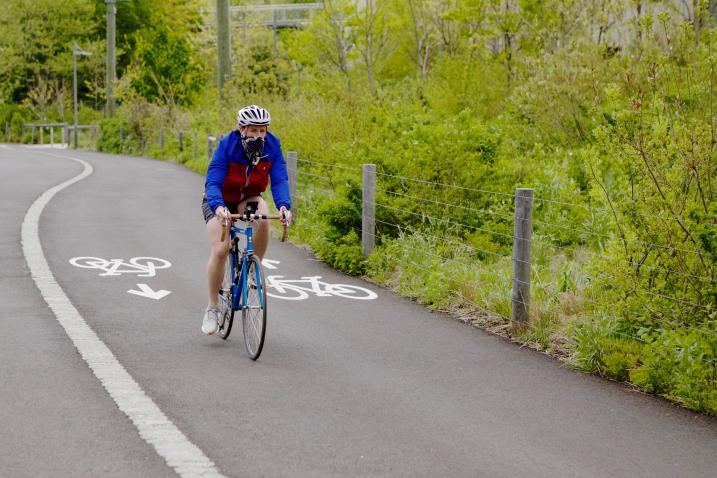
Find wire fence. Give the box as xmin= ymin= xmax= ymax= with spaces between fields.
xmin=367 ymin=229 xmax=717 ymax=358
xmin=298 ymin=161 xmax=715 ymax=259
xmin=288 ymin=156 xmax=717 ymax=358
xmin=294 ymin=157 xmax=717 ymax=261
xmin=371 ymin=220 xmax=717 ymax=336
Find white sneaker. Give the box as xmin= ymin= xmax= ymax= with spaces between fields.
xmin=202 ymin=308 xmax=219 ymax=335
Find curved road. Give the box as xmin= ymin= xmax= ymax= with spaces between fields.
xmin=1 ymin=145 xmax=716 ymax=477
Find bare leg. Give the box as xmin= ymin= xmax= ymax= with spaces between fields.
xmin=206 ymin=216 xmax=230 ymax=308
xmin=239 ymin=196 xmax=270 ymax=261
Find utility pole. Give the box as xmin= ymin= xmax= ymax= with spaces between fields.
xmin=74 ymin=44 xmax=78 ymax=148
xmin=106 ymin=0 xmax=117 ymax=117
xmin=216 ymin=0 xmax=232 ymax=95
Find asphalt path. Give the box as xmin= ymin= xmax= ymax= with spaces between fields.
xmin=1 ymin=144 xmax=716 ymax=477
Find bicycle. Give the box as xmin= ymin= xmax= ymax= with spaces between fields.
xmin=217 ymin=201 xmax=288 ymax=360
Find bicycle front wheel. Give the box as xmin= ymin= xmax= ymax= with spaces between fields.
xmin=242 ymin=255 xmax=267 ymax=360
xmin=218 ymin=251 xmax=236 ymax=340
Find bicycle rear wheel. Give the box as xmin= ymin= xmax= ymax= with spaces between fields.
xmin=218 ymin=251 xmax=236 ymax=340
xmin=242 ymin=254 xmax=267 ymax=360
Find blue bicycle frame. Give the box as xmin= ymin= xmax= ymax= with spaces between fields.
xmin=228 ymin=222 xmax=265 ymax=311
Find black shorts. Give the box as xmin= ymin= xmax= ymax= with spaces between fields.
xmin=201 ymin=196 xmax=239 ymax=223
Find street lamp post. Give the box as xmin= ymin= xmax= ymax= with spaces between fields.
xmin=106 ymin=0 xmax=116 ymax=117
xmin=73 ymin=42 xmax=92 ymax=149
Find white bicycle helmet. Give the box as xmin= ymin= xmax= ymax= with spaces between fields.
xmin=237 ymin=105 xmax=271 ymax=127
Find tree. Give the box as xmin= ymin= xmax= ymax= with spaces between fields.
xmin=128 ymin=26 xmax=203 ymax=106
xmin=0 ymin=0 xmax=96 ymax=107
xmin=90 ymin=0 xmax=204 ymax=83
xmin=488 ymin=0 xmax=522 ymax=90
xmin=407 ymin=0 xmax=439 ymax=81
xmin=350 ymin=0 xmax=394 ymax=95
xmin=112 ymin=0 xmax=205 ymax=106
xmin=313 ymin=0 xmax=356 ymax=92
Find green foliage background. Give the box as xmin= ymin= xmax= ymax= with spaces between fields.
xmin=2 ymin=0 xmax=716 ymax=413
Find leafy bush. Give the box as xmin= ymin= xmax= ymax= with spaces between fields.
xmin=312 ymin=183 xmax=366 ymax=275
xmin=0 ymin=103 xmax=32 ymax=142
xmin=630 ymin=329 xmax=717 ymax=412
xmin=96 ymin=116 xmax=128 ymax=153
xmin=317 ymin=230 xmax=365 ymax=275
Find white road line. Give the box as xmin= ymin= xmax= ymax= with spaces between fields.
xmin=21 ymin=151 xmax=225 ymax=478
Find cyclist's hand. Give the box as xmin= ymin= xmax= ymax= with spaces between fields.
xmin=279 ymin=206 xmax=292 ymax=226
xmin=215 ymin=206 xmax=231 ymax=223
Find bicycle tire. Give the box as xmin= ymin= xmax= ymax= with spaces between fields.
xmin=242 ymin=255 xmax=267 ymax=360
xmin=218 ymin=251 xmax=236 ymax=340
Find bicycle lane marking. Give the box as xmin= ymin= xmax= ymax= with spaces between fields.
xmin=265 ymin=274 xmax=378 ymax=301
xmin=69 ymin=256 xmax=172 ymax=277
xmin=21 ymin=151 xmax=225 ymax=478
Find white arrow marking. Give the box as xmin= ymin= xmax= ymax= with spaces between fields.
xmin=127 ymin=284 xmax=171 ymax=300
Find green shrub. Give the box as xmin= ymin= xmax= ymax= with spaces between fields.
xmin=0 ymin=104 xmax=32 ymax=142
xmin=630 ymin=329 xmax=717 ymax=413
xmin=96 ymin=117 xmax=129 ymax=153
xmin=570 ymin=315 xmax=642 ymax=378
xmin=317 ymin=230 xmax=365 ymax=275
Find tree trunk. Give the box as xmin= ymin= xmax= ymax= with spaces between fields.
xmin=694 ymin=0 xmax=702 ymax=42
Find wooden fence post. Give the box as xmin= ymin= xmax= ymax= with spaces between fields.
xmin=362 ymin=164 xmax=376 ymax=257
xmin=286 ymin=151 xmax=297 ymax=213
xmin=159 ymin=127 xmax=165 ymax=157
xmin=207 ymin=135 xmax=215 ymax=163
xmin=511 ymin=188 xmax=534 ymax=325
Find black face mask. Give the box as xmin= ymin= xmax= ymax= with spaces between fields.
xmin=242 ymin=135 xmax=265 ymax=165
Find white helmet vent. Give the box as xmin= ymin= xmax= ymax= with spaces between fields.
xmin=237 ymin=105 xmax=271 ymax=127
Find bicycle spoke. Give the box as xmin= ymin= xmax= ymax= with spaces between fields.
xmin=247 ymin=290 xmax=261 ymax=348
xmin=218 ymin=251 xmax=236 ymax=340
xmin=242 ymin=256 xmax=266 ymax=359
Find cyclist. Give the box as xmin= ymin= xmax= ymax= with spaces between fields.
xmin=201 ymin=104 xmax=292 ymax=336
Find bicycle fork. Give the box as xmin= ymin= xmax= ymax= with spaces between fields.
xmin=238 ymin=253 xmax=265 ymax=310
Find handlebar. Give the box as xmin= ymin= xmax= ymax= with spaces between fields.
xmin=220 ymin=213 xmax=288 ymax=243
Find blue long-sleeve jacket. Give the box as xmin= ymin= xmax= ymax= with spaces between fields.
xmin=204 ymin=130 xmax=292 ymax=213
